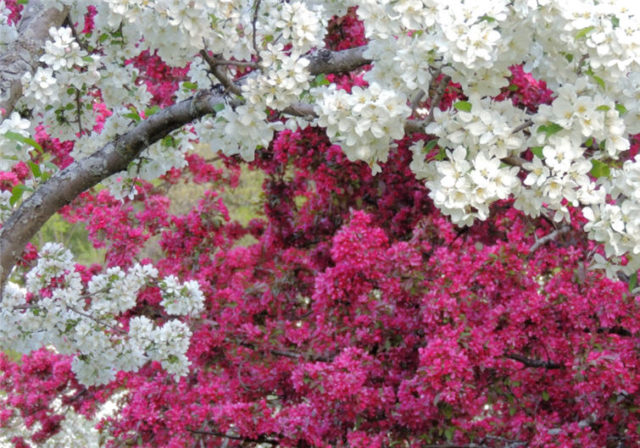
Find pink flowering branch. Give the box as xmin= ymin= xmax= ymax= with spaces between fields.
xmin=0 ymin=1 xmax=69 ymax=116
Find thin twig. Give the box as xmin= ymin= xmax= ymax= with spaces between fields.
xmin=63 ymin=14 xmax=90 ymax=53
xmin=251 ymin=0 xmax=262 ymax=61
xmin=199 ymin=49 xmax=242 ymax=95
xmin=75 ymin=89 xmax=83 ymax=134
xmin=209 ymin=59 xmax=258 ymax=68
xmin=528 ymin=226 xmax=570 ymax=254
xmin=410 ymin=90 xmax=426 ymax=115
xmin=427 ymin=74 xmax=451 ymax=124
xmin=239 ymin=341 xmax=333 ymax=362
xmin=188 ymin=428 xmax=278 ymax=446
xmin=505 ymin=352 xmax=564 ymax=369
xmin=511 ymin=119 xmax=534 ymax=135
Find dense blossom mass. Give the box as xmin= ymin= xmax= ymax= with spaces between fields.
xmin=2 ymin=0 xmax=640 ymax=446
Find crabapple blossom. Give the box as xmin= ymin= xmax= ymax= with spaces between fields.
xmin=3 ymin=1 xmax=640 ymax=446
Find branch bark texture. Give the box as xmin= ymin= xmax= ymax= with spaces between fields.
xmin=0 ymin=1 xmax=69 ymax=116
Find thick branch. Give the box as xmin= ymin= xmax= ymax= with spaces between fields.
xmin=0 ymin=91 xmax=225 ymax=296
xmin=307 ymin=46 xmax=371 ymax=76
xmin=0 ymin=1 xmax=69 ymax=116
xmin=505 ymin=353 xmax=564 ymax=369
xmin=0 ymin=46 xmax=375 ymax=298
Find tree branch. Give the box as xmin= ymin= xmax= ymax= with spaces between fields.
xmin=307 ymin=46 xmax=371 ymax=76
xmin=199 ymin=49 xmax=242 ymax=95
xmin=188 ymin=428 xmax=278 ymax=446
xmin=0 ymin=46 xmax=375 ymax=298
xmin=504 ymin=353 xmax=564 ymax=369
xmin=528 ymin=226 xmax=570 ymax=254
xmin=0 ymin=90 xmax=225 ymax=297
xmin=0 ymin=1 xmax=69 ymax=116
xmin=427 ymin=74 xmax=451 ymax=124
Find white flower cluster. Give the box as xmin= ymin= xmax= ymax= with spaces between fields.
xmin=159 ymin=275 xmax=205 ymax=317
xmin=0 ymin=390 xmax=125 ymax=448
xmin=417 ymin=98 xmax=526 ymax=225
xmin=583 ymin=156 xmax=640 ymax=276
xmin=0 ymin=244 xmax=206 ymax=386
xmin=17 ymin=26 xmax=102 ymax=143
xmin=0 ymin=112 xmax=31 ymax=171
xmin=422 ymin=145 xmax=519 ymax=226
xmin=534 ymin=81 xmax=629 ymax=158
xmin=199 ymin=103 xmax=282 ymax=162
xmin=41 ymin=27 xmax=87 ymax=71
xmin=315 ymin=83 xmax=411 ymax=173
xmin=129 ymin=316 xmax=193 ymax=379
xmin=25 ymin=242 xmax=78 ymax=293
xmin=262 ymin=1 xmax=327 ymax=54
xmin=243 ymin=48 xmax=312 ymax=111
xmin=88 ymin=264 xmax=159 ymax=316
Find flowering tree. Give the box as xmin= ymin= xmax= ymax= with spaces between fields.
xmin=2 ymin=0 xmax=640 ymax=446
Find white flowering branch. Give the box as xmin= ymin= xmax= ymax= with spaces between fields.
xmin=0 ymin=0 xmax=68 ymax=116
xmin=0 ymin=91 xmax=223 ymax=296
xmin=0 ymin=46 xmax=373 ymax=298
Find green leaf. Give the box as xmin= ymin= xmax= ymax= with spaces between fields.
xmin=313 ymin=74 xmax=330 ymax=87
xmin=537 ymin=122 xmax=563 ymax=137
xmin=585 ymin=137 xmax=594 ymax=147
xmin=144 ymin=105 xmax=160 ymax=117
xmin=10 ymin=184 xmax=31 ymax=206
xmin=123 ymin=111 xmax=141 ymax=122
xmin=611 ymin=16 xmax=620 ymax=28
xmin=629 ymin=272 xmax=638 ymax=292
xmin=98 ymin=33 xmax=110 ymax=43
xmin=444 ymin=427 xmax=455 ymax=441
xmin=424 ymin=139 xmax=438 ymax=152
xmin=213 ymin=102 xmax=225 ymax=113
xmin=542 ymin=390 xmax=550 ymax=401
xmin=615 ymin=104 xmax=627 ymax=115
xmin=27 ymin=161 xmax=41 ymax=178
xmin=591 ymin=74 xmax=605 ymax=90
xmin=435 ymin=148 xmax=447 ymax=161
xmin=453 ymin=101 xmax=472 ymax=112
xmin=596 ymin=105 xmax=610 ymax=112
xmin=3 ymin=131 xmax=43 ymax=153
xmin=590 ymin=159 xmax=611 ymax=178
xmin=182 ymin=81 xmax=198 ymax=91
xmin=507 ymin=84 xmax=519 ymax=91
xmin=530 ymin=146 xmax=544 ymax=158
xmin=575 ymin=26 xmax=595 ymax=39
